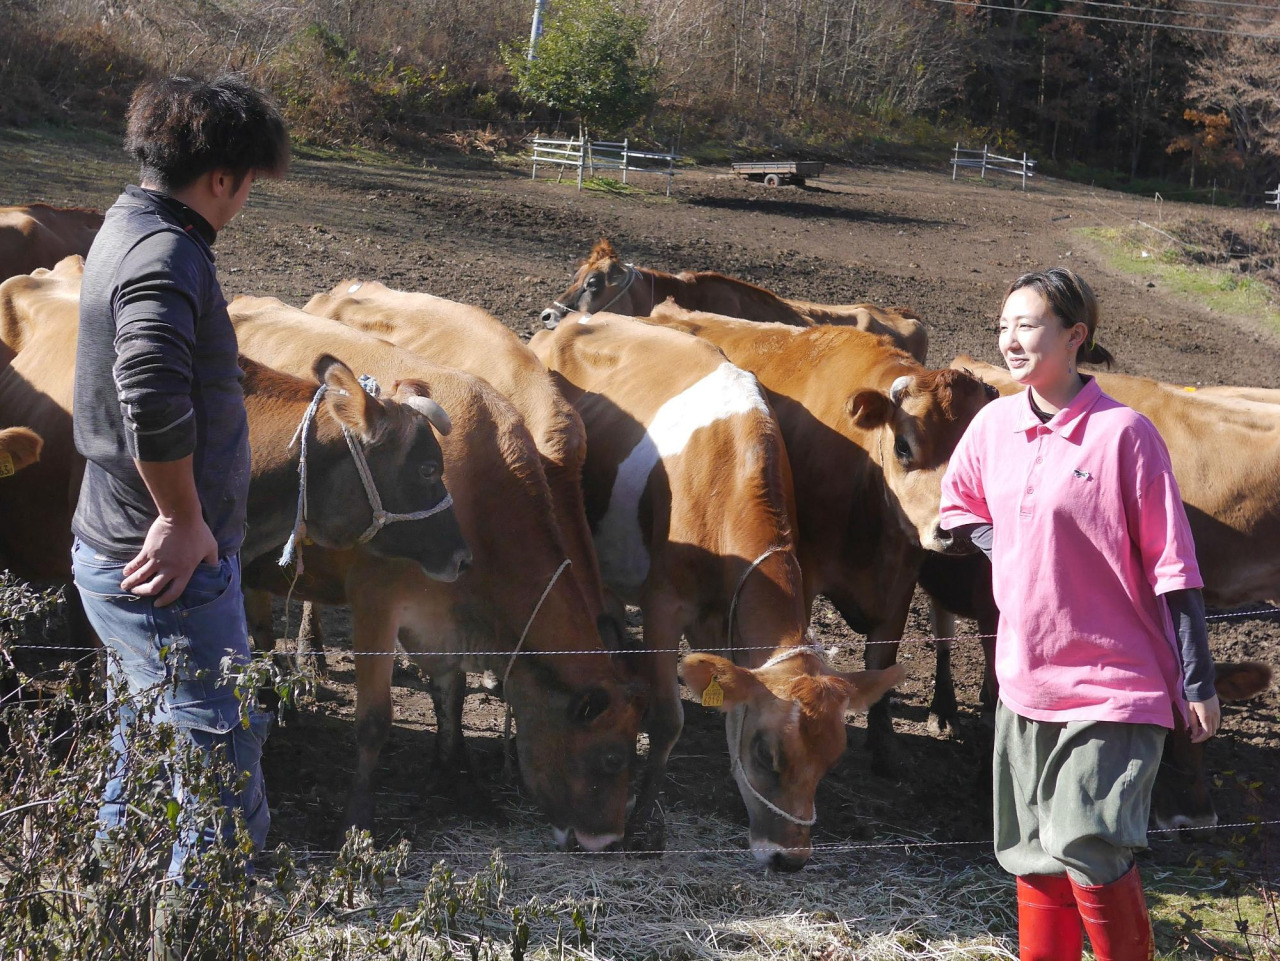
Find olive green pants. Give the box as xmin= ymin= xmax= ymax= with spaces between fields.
xmin=994 ymin=701 xmax=1167 ymax=886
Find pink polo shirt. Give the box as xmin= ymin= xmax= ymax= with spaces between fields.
xmin=939 ymin=376 xmax=1202 ymax=728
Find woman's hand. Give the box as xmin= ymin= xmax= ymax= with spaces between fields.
xmin=1188 ymin=695 xmax=1221 ymax=743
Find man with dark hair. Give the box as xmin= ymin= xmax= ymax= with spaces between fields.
xmin=71 ymin=74 xmax=288 ymax=954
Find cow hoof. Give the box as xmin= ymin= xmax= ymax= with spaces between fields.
xmin=926 ymin=712 xmax=956 ymax=738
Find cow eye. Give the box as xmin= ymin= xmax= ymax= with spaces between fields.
xmin=418 ymin=462 xmax=440 ymax=485
xmin=894 ymin=437 xmax=913 ymax=464
xmin=571 ymin=688 xmax=611 ymax=725
xmin=586 ymin=275 xmax=602 ymax=291
xmin=750 ymin=733 xmax=774 ymax=773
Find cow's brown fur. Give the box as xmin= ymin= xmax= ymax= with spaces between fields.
xmin=0 ymin=205 xmax=103 ymax=281
xmin=639 ymin=306 xmax=994 ymax=774
xmin=543 ymin=239 xmax=929 ymax=361
xmin=231 ymin=296 xmax=642 ymax=848
xmin=530 ymin=313 xmax=901 ymax=868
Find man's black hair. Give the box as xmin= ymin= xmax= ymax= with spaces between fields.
xmin=125 ymin=74 xmax=289 ymax=192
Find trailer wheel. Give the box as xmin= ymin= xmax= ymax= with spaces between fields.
xmin=763 ymin=173 xmax=782 ymax=187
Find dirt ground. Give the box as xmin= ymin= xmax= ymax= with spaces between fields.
xmin=2 ymin=130 xmax=1278 ymax=880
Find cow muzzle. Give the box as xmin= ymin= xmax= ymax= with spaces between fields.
xmin=540 ymin=307 xmax=564 ymax=329
xmin=552 ymin=826 xmax=623 ymax=852
xmin=921 ymin=522 xmax=975 ymax=556
xmin=750 ymin=838 xmax=810 ymax=872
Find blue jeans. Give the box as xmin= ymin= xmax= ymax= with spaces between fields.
xmin=72 ymin=538 xmax=271 ymax=881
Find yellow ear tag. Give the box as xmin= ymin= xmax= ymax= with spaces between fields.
xmin=0 ymin=453 xmax=12 ymax=478
xmin=1183 ymin=386 xmax=1197 ymax=392
xmin=702 ymin=677 xmax=724 ymax=708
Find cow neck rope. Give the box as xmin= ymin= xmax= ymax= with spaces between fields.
xmin=277 ymin=383 xmax=455 ymax=573
xmin=501 ymin=558 xmax=573 ymax=755
xmin=556 ymin=265 xmax=639 ymax=320
xmin=725 ymin=545 xmax=819 ymax=828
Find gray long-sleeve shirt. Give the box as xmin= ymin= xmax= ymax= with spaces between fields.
xmin=72 ymin=186 xmax=250 ymax=559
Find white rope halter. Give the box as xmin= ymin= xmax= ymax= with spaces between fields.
xmin=554 ymin=265 xmax=640 ymax=321
xmin=501 ymin=558 xmax=573 ymax=770
xmin=278 ymin=379 xmax=455 ymax=571
xmin=725 ymin=545 xmax=821 ymax=828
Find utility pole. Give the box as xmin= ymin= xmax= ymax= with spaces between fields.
xmin=528 ymin=0 xmax=547 ymax=60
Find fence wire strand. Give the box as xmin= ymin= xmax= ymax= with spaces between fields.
xmin=5 ymin=605 xmax=1276 ymax=659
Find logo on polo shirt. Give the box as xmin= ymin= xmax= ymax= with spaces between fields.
xmin=1072 ymin=468 xmax=1092 ymax=480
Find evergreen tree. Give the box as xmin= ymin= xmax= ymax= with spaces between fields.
xmin=504 ymin=0 xmax=657 ymax=136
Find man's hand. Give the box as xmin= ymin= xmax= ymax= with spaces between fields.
xmin=122 ymin=455 xmax=218 ymax=606
xmin=121 ymin=512 xmax=218 ymax=605
xmin=1188 ymin=695 xmax=1221 ymax=744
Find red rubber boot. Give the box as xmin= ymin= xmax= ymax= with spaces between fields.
xmin=1017 ymin=874 xmax=1083 ymax=961
xmin=1070 ymin=864 xmax=1154 ymax=961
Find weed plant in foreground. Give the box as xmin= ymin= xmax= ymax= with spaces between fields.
xmin=1 ymin=646 xmax=1276 ymax=959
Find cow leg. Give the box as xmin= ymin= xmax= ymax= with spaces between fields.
xmin=63 ymin=585 xmax=102 ymax=701
xmin=978 ymin=614 xmax=999 ymax=726
xmin=240 ymin=587 xmax=290 ymax=716
xmin=427 ymin=667 xmax=471 ymax=784
xmin=297 ymin=601 xmax=329 ymax=678
xmin=831 ymin=589 xmax=909 ymax=778
xmin=626 ymin=608 xmax=683 ymax=853
xmin=928 ymin=602 xmax=958 ymax=737
xmin=344 ymin=600 xmax=398 ymax=835
xmin=243 ymin=588 xmax=276 ymax=654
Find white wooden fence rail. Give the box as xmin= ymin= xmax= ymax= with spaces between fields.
xmin=531 ymin=136 xmax=680 ymax=195
xmin=1267 ymin=185 xmax=1280 ymax=211
xmin=951 ymin=143 xmax=1037 ymax=191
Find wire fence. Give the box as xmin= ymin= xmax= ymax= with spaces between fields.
xmin=5 ymin=604 xmax=1276 ymax=659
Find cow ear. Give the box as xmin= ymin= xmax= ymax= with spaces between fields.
xmin=833 ymin=664 xmax=905 ymax=714
xmin=315 ymin=354 xmax=383 ymax=442
xmin=846 ymin=390 xmax=894 ymax=429
xmin=680 ymin=653 xmax=765 ymax=712
xmin=0 ymin=427 xmax=41 ymax=475
xmin=1213 ymin=661 xmax=1272 ymax=701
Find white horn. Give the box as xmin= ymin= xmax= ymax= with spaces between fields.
xmin=404 ymin=396 xmax=452 ymax=435
xmin=890 ymin=375 xmax=913 ymax=405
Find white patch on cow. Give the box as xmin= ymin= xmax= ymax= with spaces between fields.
xmin=596 ymin=363 xmax=769 ymax=592
xmin=348 ymin=282 xmax=363 ymax=293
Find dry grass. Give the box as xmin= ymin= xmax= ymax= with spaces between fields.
xmin=274 ymin=805 xmax=1019 ymax=960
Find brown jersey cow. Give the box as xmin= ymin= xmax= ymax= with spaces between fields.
xmin=530 ymin=313 xmax=901 ymax=870
xmin=541 ymin=238 xmax=929 ymax=362
xmin=230 ymin=296 xmax=642 ymax=849
xmin=0 ymin=205 xmax=103 ymax=280
xmin=640 ymin=304 xmax=995 ymax=774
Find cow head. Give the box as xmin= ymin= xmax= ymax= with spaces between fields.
xmin=681 ymin=651 xmax=903 ymax=870
xmin=1151 ymin=661 xmax=1272 ymax=838
xmin=502 ymin=618 xmax=646 ymax=850
xmin=541 ymin=239 xmax=639 ymax=328
xmin=847 ymin=368 xmax=996 ymax=554
xmin=310 ymin=355 xmax=471 ymax=581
